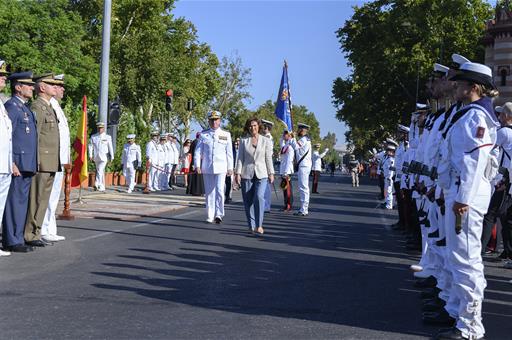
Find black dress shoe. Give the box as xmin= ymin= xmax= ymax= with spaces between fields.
xmin=6 ymin=244 xmax=34 ymax=253
xmin=312 ymin=191 xmax=320 ymax=194
xmin=414 ymin=276 xmax=437 ymax=288
xmin=435 ymin=327 xmax=484 ymax=340
xmin=421 ymin=287 xmax=441 ymax=299
xmin=293 ymin=211 xmax=308 ymax=216
xmin=26 ymin=240 xmax=46 ymax=247
xmin=422 ymin=299 xmax=446 ymax=312
xmin=422 ymin=311 xmax=456 ymax=326
xmin=214 ymin=217 xmax=222 ymax=224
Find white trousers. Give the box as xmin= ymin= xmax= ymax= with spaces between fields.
xmin=148 ymin=164 xmax=159 ymax=191
xmin=264 ymin=182 xmax=271 ymax=211
xmin=385 ymin=178 xmax=393 ymax=209
xmin=445 ymin=181 xmax=489 ymax=339
xmin=94 ymin=160 xmax=107 ymax=190
xmin=125 ymin=167 xmax=136 ymax=191
xmin=42 ymin=171 xmax=64 ymax=237
xmin=417 ymin=197 xmax=431 ymax=270
xmin=159 ymin=164 xmax=170 ymax=190
xmin=0 ymin=173 xmax=12 ymax=226
xmin=203 ymin=173 xmax=226 ymax=221
xmin=297 ymin=166 xmax=310 ymax=214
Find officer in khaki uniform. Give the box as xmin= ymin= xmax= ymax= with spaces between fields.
xmin=24 ymin=73 xmax=61 ymax=247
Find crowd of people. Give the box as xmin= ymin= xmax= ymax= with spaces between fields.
xmin=370 ymin=53 xmax=506 ymax=340
xmin=0 ymin=59 xmax=333 ymax=253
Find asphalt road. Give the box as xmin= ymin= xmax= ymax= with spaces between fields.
xmin=1 ymin=174 xmax=511 ymax=339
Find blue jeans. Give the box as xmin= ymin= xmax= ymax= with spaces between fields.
xmin=241 ymin=177 xmax=268 ymax=230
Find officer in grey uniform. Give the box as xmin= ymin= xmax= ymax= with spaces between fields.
xmin=24 ymin=73 xmax=62 ymax=247
xmin=2 ymin=72 xmax=37 ymax=253
xmin=42 ymin=74 xmax=69 ymax=242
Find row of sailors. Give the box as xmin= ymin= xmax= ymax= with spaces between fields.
xmin=145 ymin=132 xmax=180 ymax=192
xmin=374 ymin=54 xmax=502 ymax=340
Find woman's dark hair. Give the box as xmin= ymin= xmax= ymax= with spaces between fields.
xmin=244 ymin=117 xmax=262 ymax=134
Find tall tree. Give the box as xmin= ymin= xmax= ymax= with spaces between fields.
xmin=332 ymin=0 xmax=493 ymax=153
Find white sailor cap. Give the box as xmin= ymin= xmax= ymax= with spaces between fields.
xmin=261 ymin=119 xmax=274 ymax=127
xmin=160 ymin=133 xmax=167 ymax=139
xmin=150 ymin=130 xmax=160 ymax=136
xmin=386 ymin=145 xmax=396 ymax=151
xmin=53 ymin=74 xmax=65 ymax=85
xmin=207 ymin=110 xmax=221 ymax=119
xmin=450 ymin=62 xmax=495 ymax=89
xmin=416 ymin=103 xmax=429 ymax=110
xmin=433 ymin=63 xmax=449 ymax=76
xmin=297 ymin=122 xmax=310 ymax=129
xmin=96 ymin=121 xmax=105 ymax=127
xmin=397 ymin=124 xmax=410 ymax=133
xmin=386 ymin=138 xmax=398 ymax=147
xmin=126 ymin=134 xmax=136 ymax=139
xmin=452 ymin=54 xmax=470 ymax=67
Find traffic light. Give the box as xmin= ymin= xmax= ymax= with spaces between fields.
xmin=186 ymin=98 xmax=195 ymax=111
xmin=109 ymin=98 xmax=121 ymax=125
xmin=165 ymin=89 xmax=173 ymax=111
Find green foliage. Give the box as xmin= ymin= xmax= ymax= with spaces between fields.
xmin=333 ymin=0 xmax=493 ymax=154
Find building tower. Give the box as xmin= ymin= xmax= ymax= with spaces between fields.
xmin=483 ymin=0 xmax=512 ymax=105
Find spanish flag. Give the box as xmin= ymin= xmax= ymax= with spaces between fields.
xmin=71 ymin=96 xmax=88 ymax=187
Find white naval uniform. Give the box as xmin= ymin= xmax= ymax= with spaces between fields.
xmin=88 ymin=132 xmax=114 ymax=191
xmin=438 ymin=99 xmax=499 ymax=339
xmin=145 ymin=140 xmax=159 ymax=191
xmin=41 ymin=98 xmax=71 ymax=237
xmin=279 ymin=139 xmax=295 ymax=176
xmin=264 ymin=133 xmax=274 ymax=212
xmin=0 ymin=99 xmax=12 ymax=227
xmin=122 ymin=143 xmax=141 ymax=192
xmin=312 ymin=149 xmax=328 ymax=171
xmin=170 ymin=141 xmax=179 ymax=186
xmin=382 ymin=154 xmax=395 ymax=209
xmin=290 ymin=135 xmax=312 ymax=214
xmin=194 ymin=128 xmax=233 ymax=222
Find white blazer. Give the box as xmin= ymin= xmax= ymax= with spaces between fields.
xmin=0 ymin=101 xmax=12 ymax=174
xmin=235 ymin=135 xmax=274 ymax=180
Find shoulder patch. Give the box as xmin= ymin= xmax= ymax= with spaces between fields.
xmin=476 ymin=126 xmax=485 ymax=139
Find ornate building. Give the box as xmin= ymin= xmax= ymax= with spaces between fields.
xmin=483 ymin=0 xmax=512 ymax=105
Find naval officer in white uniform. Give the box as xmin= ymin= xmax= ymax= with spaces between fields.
xmin=436 ymin=62 xmax=499 ymax=340
xmin=194 ymin=110 xmax=233 ymax=224
xmin=122 ymin=134 xmax=141 ymax=193
xmin=88 ymin=121 xmax=114 ymax=191
xmin=262 ymin=119 xmax=275 ymax=212
xmin=145 ymin=131 xmax=160 ymax=191
xmin=41 ymin=74 xmax=70 ymax=242
xmin=0 ymin=60 xmax=12 ymax=256
xmin=290 ymin=123 xmax=312 ymax=216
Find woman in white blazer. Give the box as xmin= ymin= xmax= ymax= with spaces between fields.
xmin=235 ymin=118 xmax=275 ymax=234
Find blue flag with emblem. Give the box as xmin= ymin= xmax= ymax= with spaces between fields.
xmin=274 ymin=61 xmax=293 ymax=131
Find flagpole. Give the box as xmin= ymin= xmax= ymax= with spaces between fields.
xmin=284 ymin=60 xmax=294 ymax=129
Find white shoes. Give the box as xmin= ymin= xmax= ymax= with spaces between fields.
xmin=127 ymin=189 xmax=132 ymax=193
xmin=0 ymin=249 xmax=11 ymax=257
xmin=42 ymin=235 xmax=66 ymax=242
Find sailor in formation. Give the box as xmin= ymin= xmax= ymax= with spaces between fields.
xmin=121 ymin=134 xmax=141 ymax=193
xmin=290 ymin=123 xmax=312 ymax=216
xmin=261 ymin=119 xmax=275 ymax=212
xmin=88 ymin=122 xmax=114 ymax=192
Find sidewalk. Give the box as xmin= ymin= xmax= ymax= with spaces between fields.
xmin=57 ymin=185 xmax=204 ymax=221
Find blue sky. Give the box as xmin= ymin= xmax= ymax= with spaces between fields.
xmin=173 ymin=0 xmax=367 ymax=145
